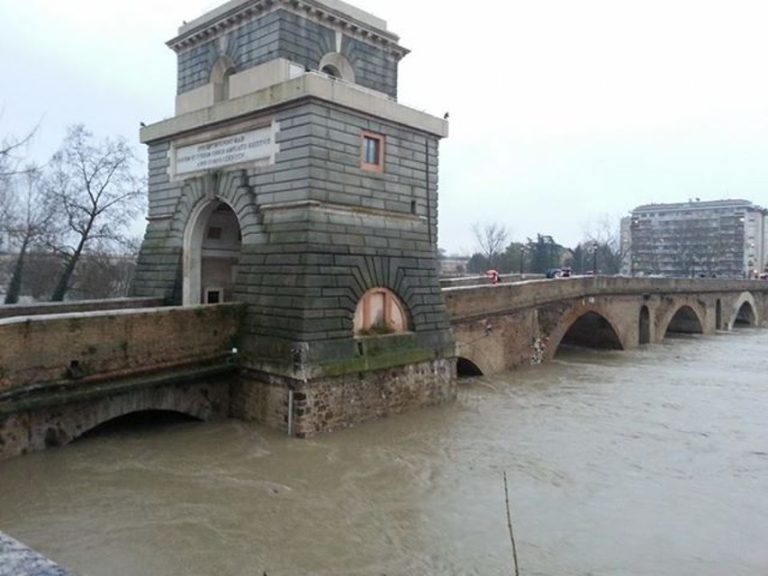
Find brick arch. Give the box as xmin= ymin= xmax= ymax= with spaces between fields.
xmin=341 ymin=254 xmax=442 ymax=333
xmin=658 ymin=300 xmax=706 ymax=337
xmin=453 ymin=323 xmax=498 ymax=377
xmin=545 ymin=302 xmax=627 ymax=359
xmin=729 ymin=291 xmax=759 ymax=329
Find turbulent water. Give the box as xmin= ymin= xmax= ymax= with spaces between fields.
xmin=2 ymin=329 xmax=768 ymax=576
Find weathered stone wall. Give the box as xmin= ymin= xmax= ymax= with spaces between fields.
xmin=176 ymin=8 xmax=399 ymax=98
xmin=0 ymin=303 xmax=243 ymax=393
xmin=234 ymin=100 xmax=451 ymax=377
xmin=233 ymin=357 xmax=455 ymax=437
xmin=131 ymin=140 xmax=183 ymax=301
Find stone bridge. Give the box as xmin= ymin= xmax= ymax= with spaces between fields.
xmin=0 ymin=300 xmax=243 ymax=459
xmin=444 ymin=277 xmax=768 ymax=376
xmin=1 ymin=277 xmax=766 ymax=460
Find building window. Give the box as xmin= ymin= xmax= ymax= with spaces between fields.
xmin=353 ymin=288 xmax=407 ymax=336
xmin=361 ymin=132 xmax=384 ymax=172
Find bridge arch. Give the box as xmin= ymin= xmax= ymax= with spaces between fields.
xmin=75 ymin=410 xmax=202 ymax=442
xmin=549 ymin=305 xmax=625 ymax=356
xmin=661 ymin=304 xmax=704 ymax=337
xmin=729 ymin=292 xmax=758 ymax=329
xmin=33 ymin=381 xmax=229 ymax=451
xmin=456 ymin=357 xmax=484 ymax=377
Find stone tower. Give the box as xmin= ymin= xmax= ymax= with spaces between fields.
xmin=132 ymin=0 xmax=455 ymax=436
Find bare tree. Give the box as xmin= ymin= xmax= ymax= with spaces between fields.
xmin=47 ymin=124 xmax=144 ymax=301
xmin=3 ymin=167 xmax=58 ymax=303
xmin=0 ymin=132 xmax=34 ymax=178
xmin=68 ymin=239 xmax=140 ymax=300
xmin=472 ymin=222 xmax=509 ymax=269
xmin=0 ymin=126 xmax=38 ymax=252
xmin=581 ymin=215 xmax=624 ymax=274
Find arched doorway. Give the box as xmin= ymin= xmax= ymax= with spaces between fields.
xmin=183 ymin=200 xmax=242 ymax=305
xmin=639 ymin=305 xmax=650 ymax=344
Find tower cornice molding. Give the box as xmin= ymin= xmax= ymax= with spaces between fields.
xmin=167 ymin=0 xmax=409 ymax=59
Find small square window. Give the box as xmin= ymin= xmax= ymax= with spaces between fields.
xmin=361 ymin=131 xmax=384 ymax=172
xmin=207 ymin=226 xmax=222 ymax=240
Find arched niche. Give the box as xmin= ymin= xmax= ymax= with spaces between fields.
xmin=318 ymin=52 xmax=356 ymax=83
xmin=639 ymin=305 xmax=651 ymax=345
xmin=183 ymin=199 xmax=242 ymax=305
xmin=716 ymin=299 xmax=723 ymax=330
xmin=353 ymin=288 xmax=408 ymax=336
xmin=211 ymin=56 xmax=236 ymax=103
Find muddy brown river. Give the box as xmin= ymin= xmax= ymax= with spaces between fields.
xmin=1 ymin=329 xmax=767 ymax=575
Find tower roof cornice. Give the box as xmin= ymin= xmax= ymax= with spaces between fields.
xmin=167 ymin=0 xmax=409 ymax=58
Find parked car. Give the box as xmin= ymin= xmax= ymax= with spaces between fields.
xmin=545 ymin=267 xmax=572 ymax=279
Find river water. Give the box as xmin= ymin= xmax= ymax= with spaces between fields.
xmin=1 ymin=329 xmax=767 ymax=575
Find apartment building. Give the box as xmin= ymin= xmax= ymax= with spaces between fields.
xmin=622 ymin=199 xmax=768 ymax=278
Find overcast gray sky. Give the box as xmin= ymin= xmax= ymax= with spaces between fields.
xmin=2 ymin=0 xmax=768 ymax=255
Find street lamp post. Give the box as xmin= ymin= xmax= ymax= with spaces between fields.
xmin=592 ymin=242 xmax=598 ymax=275
xmin=519 ymin=246 xmax=525 ymax=277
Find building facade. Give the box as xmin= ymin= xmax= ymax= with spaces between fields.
xmin=622 ymin=199 xmax=768 ymax=278
xmin=131 ymin=0 xmax=456 ymax=436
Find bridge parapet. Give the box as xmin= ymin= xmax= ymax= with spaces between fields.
xmin=445 ymin=277 xmax=768 ymax=376
xmin=444 ymin=277 xmax=768 ymax=321
xmin=0 ymin=303 xmax=244 ymax=395
xmin=0 ymin=297 xmax=164 ymax=321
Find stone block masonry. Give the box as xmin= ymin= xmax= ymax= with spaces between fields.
xmin=131 ymin=0 xmax=455 ymax=440
xmin=233 ymin=358 xmax=456 ymax=436
xmin=174 ymin=7 xmax=400 ymax=99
